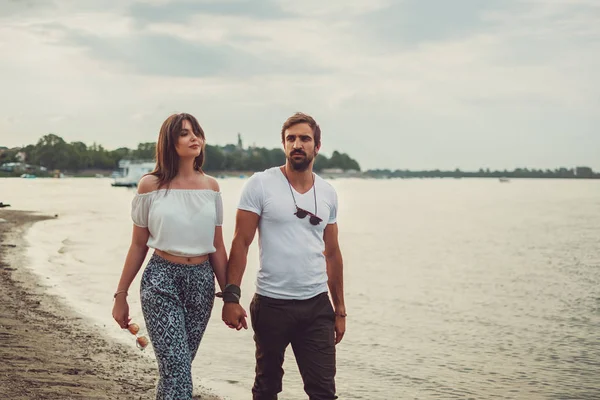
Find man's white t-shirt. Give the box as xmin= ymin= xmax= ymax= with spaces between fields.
xmin=237 ymin=166 xmax=338 ymax=300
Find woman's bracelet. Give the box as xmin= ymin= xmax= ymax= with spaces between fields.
xmin=113 ymin=290 xmax=128 ymax=299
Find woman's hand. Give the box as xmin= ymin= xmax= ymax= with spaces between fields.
xmin=112 ymin=296 xmax=131 ymax=329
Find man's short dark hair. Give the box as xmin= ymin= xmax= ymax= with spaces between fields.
xmin=281 ymin=112 xmax=321 ymax=147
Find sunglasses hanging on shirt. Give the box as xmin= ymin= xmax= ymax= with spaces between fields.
xmin=283 ymin=168 xmax=323 ymax=226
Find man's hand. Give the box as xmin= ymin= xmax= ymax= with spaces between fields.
xmin=335 ymin=315 xmax=346 ymax=344
xmin=222 ymin=302 xmax=248 ymax=330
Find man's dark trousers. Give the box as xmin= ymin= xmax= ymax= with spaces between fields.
xmin=249 ymin=292 xmax=337 ymax=400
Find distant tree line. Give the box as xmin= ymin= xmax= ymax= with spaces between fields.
xmin=365 ymin=166 xmax=600 ymax=179
xmin=0 ymin=133 xmax=361 ymax=173
xmin=3 ymin=133 xmax=596 ymax=179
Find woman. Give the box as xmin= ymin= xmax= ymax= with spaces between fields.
xmin=111 ymin=113 xmax=227 ymax=399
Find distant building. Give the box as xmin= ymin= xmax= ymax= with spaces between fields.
xmin=0 ymin=162 xmax=22 ymax=172
xmin=0 ymin=162 xmax=45 ymax=172
xmin=321 ymin=168 xmax=360 ymax=177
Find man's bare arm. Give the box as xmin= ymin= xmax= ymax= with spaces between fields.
xmin=227 ymin=209 xmax=260 ymax=286
xmin=324 ymin=222 xmax=345 ymax=311
xmin=324 ymin=222 xmax=346 ymax=344
xmin=221 ymin=209 xmax=260 ymax=330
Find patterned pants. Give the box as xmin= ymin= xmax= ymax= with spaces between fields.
xmin=140 ymin=253 xmax=215 ymax=400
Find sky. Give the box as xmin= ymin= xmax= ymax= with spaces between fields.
xmin=0 ymin=0 xmax=598 ymax=171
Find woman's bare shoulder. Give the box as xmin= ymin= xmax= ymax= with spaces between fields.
xmin=203 ymin=174 xmax=220 ymax=192
xmin=137 ymin=174 xmax=160 ymax=194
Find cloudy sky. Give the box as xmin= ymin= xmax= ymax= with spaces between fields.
xmin=0 ymin=0 xmax=598 ymax=171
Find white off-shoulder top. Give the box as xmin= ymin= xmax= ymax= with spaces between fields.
xmin=131 ymin=189 xmax=223 ymax=257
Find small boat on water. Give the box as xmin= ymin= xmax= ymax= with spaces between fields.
xmin=499 ymin=178 xmax=510 ymax=183
xmin=111 ymin=160 xmax=155 ymax=187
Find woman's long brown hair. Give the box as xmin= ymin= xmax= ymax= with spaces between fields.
xmin=150 ymin=113 xmax=206 ymax=189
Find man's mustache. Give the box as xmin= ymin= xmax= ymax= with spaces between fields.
xmin=291 ymin=150 xmax=306 ymax=156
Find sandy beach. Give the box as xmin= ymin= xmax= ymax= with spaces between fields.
xmin=0 ymin=209 xmax=221 ymax=400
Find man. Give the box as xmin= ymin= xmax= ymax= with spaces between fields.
xmin=221 ymin=112 xmax=346 ymax=400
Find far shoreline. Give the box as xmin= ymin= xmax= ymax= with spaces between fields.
xmin=2 ymin=172 xmax=600 ymax=180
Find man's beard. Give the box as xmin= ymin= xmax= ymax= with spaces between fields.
xmin=287 ymin=151 xmax=313 ymax=172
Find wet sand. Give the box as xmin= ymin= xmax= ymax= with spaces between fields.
xmin=0 ymin=210 xmax=221 ymax=399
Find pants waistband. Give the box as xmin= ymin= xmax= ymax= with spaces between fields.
xmin=150 ymin=252 xmax=211 ymax=268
